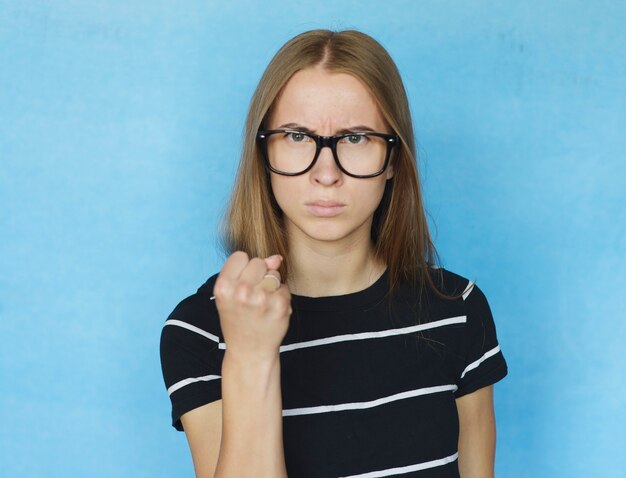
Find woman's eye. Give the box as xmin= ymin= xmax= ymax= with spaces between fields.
xmin=345 ymin=134 xmax=367 ymax=144
xmin=286 ymin=132 xmax=308 ymax=142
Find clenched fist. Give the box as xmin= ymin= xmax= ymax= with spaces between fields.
xmin=213 ymin=251 xmax=292 ymax=363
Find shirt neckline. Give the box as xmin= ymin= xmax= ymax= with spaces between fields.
xmin=290 ymin=268 xmax=389 ymax=311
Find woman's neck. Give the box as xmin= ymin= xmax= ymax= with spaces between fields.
xmin=286 ymin=237 xmax=386 ymax=298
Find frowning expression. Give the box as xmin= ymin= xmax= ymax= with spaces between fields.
xmin=266 ymin=66 xmax=394 ymax=247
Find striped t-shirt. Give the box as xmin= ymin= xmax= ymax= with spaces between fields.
xmin=160 ymin=266 xmax=508 ymax=477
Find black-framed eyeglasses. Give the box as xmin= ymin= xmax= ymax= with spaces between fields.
xmin=256 ymin=129 xmax=399 ymax=178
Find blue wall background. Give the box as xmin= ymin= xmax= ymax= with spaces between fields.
xmin=1 ymin=1 xmax=624 ymax=476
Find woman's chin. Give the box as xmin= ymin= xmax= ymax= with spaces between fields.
xmin=289 ymin=222 xmax=371 ymax=246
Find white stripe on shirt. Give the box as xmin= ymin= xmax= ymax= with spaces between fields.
xmin=460 ymin=345 xmax=501 ymax=380
xmin=282 ymin=384 xmax=458 ymax=417
xmin=164 ymin=316 xmax=467 ymax=353
xmin=164 ymin=319 xmax=220 ymax=343
xmin=167 ymin=374 xmax=222 ymax=396
xmin=339 ymin=451 xmax=459 ymax=477
xmin=278 ymin=316 xmax=467 ymax=353
xmin=462 ymin=280 xmax=475 ymax=300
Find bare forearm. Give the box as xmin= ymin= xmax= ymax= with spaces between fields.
xmin=456 ymin=386 xmax=496 ymax=478
xmin=214 ymin=352 xmax=287 ymax=478
xmin=457 ymin=424 xmax=495 ymax=478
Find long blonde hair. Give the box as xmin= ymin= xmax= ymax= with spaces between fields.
xmin=221 ymin=29 xmax=459 ymax=301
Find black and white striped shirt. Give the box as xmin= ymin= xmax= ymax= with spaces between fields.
xmin=160 ymin=267 xmax=508 ymax=477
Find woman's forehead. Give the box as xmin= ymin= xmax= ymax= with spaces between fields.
xmin=269 ymin=67 xmax=386 ymax=131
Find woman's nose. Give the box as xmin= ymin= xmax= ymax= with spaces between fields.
xmin=310 ymin=145 xmax=342 ymax=186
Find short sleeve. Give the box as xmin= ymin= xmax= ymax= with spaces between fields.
xmin=159 ymin=279 xmax=224 ymax=431
xmin=454 ymin=281 xmax=508 ymax=398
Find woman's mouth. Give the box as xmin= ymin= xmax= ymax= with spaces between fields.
xmin=304 ymin=201 xmax=347 ymax=217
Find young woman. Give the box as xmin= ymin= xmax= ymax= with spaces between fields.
xmin=160 ymin=29 xmax=508 ymax=477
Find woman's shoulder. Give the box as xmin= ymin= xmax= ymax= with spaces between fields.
xmin=424 ymin=265 xmax=497 ymax=330
xmin=161 ymin=272 xmax=222 ymax=342
xmin=396 ymin=265 xmax=495 ymax=327
xmin=425 ymin=264 xmax=477 ymax=299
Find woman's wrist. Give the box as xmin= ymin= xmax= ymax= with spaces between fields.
xmin=223 ymin=349 xmax=281 ymax=383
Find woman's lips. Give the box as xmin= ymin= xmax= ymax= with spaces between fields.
xmin=305 ymin=201 xmax=346 ymax=217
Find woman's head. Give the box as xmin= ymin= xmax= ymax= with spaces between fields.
xmin=264 ymin=64 xmax=396 ymax=252
xmin=222 ymin=29 xmax=445 ymax=297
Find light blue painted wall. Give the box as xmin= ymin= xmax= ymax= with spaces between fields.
xmin=1 ymin=1 xmax=624 ymax=476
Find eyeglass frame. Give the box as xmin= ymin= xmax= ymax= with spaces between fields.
xmin=256 ymin=129 xmax=400 ymax=179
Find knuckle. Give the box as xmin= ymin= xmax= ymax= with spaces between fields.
xmin=233 ymin=250 xmax=249 ymax=261
xmin=252 ymin=291 xmax=269 ymax=307
xmin=249 ymin=257 xmax=266 ymax=269
xmin=234 ymin=283 xmax=252 ymax=301
xmin=213 ymin=278 xmax=230 ymax=298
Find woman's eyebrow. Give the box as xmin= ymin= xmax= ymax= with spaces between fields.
xmin=336 ymin=125 xmax=376 ymax=134
xmin=277 ymin=122 xmax=314 ymax=132
xmin=277 ymin=123 xmax=376 ymax=134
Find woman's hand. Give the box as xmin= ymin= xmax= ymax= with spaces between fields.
xmin=213 ymin=251 xmax=292 ymax=362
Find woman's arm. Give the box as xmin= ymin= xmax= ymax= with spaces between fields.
xmin=456 ymin=385 xmax=497 ymax=478
xmin=215 ymin=352 xmax=287 ymax=477
xmin=177 ymin=252 xmax=289 ymax=477
xmin=180 ymin=401 xmax=223 ymax=478
xmin=179 ymin=352 xmax=287 ymax=478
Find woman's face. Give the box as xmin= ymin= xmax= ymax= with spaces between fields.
xmin=267 ymin=66 xmax=394 ymax=249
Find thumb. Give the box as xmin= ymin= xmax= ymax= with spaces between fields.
xmin=264 ymin=254 xmax=283 ymax=272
